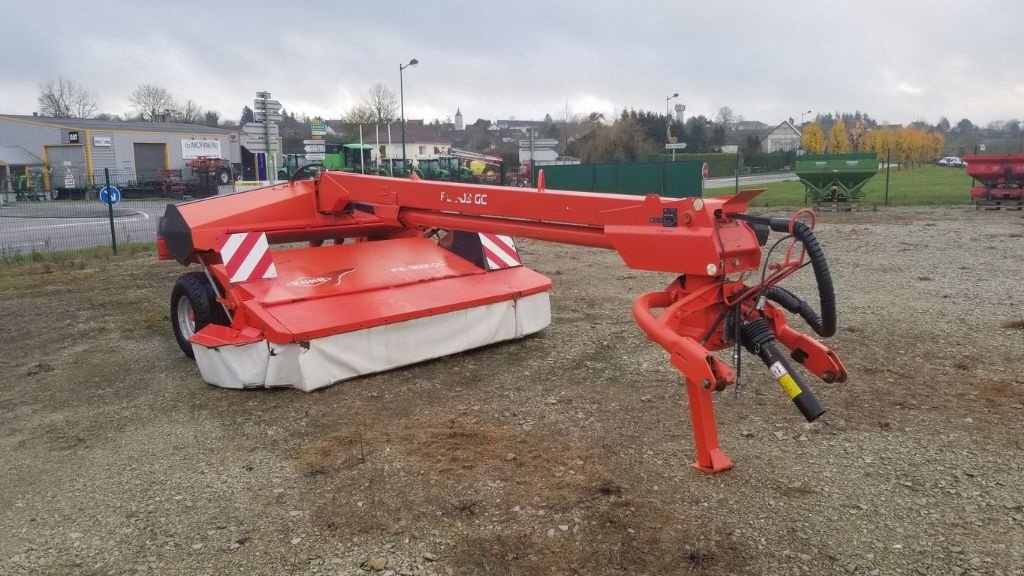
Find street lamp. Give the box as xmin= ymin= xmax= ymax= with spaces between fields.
xmin=399 ymin=58 xmax=419 ymax=169
xmin=666 ymin=92 xmax=679 ymax=141
xmin=800 ymin=110 xmax=812 ymax=126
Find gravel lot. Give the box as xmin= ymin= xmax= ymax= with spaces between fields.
xmin=1 ymin=206 xmax=1022 ymax=576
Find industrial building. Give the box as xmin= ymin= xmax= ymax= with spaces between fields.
xmin=0 ymin=114 xmax=242 ymax=191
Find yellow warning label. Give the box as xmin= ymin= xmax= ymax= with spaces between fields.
xmin=778 ymin=374 xmax=802 ymax=399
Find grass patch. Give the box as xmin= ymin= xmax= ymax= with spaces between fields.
xmin=0 ymin=242 xmax=156 ymax=267
xmin=709 ymin=164 xmax=975 ymax=207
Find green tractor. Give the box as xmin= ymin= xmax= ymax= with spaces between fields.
xmin=324 ymin=144 xmax=374 ymax=173
xmin=438 ymin=156 xmax=474 ymax=182
xmin=380 ymin=158 xmax=414 ymax=178
xmin=277 ymin=154 xmax=317 ymax=180
xmin=416 ymin=158 xmax=450 ymax=181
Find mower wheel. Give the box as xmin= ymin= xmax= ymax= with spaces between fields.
xmin=170 ymin=271 xmax=229 ymax=359
xmin=217 ymin=168 xmax=232 ymax=186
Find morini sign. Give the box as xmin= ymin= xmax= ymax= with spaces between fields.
xmin=181 ymin=139 xmax=223 ymax=159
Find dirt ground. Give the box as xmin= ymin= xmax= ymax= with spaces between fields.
xmin=1 ymin=206 xmax=1022 ymax=576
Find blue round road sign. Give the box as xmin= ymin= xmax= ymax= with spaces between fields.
xmin=100 ymin=185 xmax=121 ymax=206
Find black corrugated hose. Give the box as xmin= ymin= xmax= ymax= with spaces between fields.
xmin=734 ymin=215 xmax=837 ymax=338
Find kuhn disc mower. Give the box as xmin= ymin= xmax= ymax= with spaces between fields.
xmin=157 ymin=170 xmax=847 ymax=473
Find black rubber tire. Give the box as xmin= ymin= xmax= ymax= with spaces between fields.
xmin=170 ymin=271 xmax=229 ymax=359
xmin=217 ymin=168 xmax=232 ymax=186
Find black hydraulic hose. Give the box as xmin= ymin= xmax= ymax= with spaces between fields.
xmin=763 ymin=285 xmax=824 ymax=336
xmin=741 ymin=318 xmax=825 ymax=422
xmin=733 ymin=214 xmax=837 ymax=337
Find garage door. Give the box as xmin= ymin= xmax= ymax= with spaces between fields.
xmin=133 ymin=143 xmax=166 ymax=182
xmin=44 ymin=145 xmax=86 ymax=190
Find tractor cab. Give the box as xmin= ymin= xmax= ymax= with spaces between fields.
xmin=417 ymin=158 xmax=450 ymax=181
xmin=341 ymin=144 xmax=374 ymax=173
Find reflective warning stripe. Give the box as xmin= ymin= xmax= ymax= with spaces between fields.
xmin=479 ymin=233 xmax=521 ymax=270
xmin=220 ymin=232 xmax=277 ymax=283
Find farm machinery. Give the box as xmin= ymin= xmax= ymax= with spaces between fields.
xmin=964 ymin=154 xmax=1024 ymax=210
xmin=796 ymin=153 xmax=879 ymax=210
xmin=156 ymin=171 xmax=847 ymax=473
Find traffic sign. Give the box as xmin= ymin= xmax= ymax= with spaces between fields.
xmin=99 ymin=185 xmax=121 ymax=206
xmin=63 ymin=167 xmax=75 ymax=188
xmin=310 ymin=123 xmax=327 ymax=131
xmin=254 ymin=99 xmax=282 ymax=112
xmin=302 ymin=139 xmax=325 ymax=145
xmin=665 ymin=142 xmax=688 ymax=150
xmin=305 ymin=153 xmax=326 ymax=161
xmin=311 ymin=129 xmax=327 ymax=137
xmin=242 ymin=122 xmax=279 ymax=137
xmin=701 ymin=162 xmax=709 ymax=179
xmin=254 ymin=111 xmax=283 ymax=123
xmin=304 ymin=144 xmax=326 ymax=153
xmin=240 ymin=137 xmax=279 ymax=153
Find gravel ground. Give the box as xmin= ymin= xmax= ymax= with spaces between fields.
xmin=0 ymin=206 xmax=1022 ymax=576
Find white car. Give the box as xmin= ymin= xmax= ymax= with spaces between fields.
xmin=938 ymin=156 xmax=967 ymax=168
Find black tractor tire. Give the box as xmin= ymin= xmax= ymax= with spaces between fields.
xmin=170 ymin=271 xmax=230 ymax=359
xmin=217 ymin=168 xmax=232 ymax=186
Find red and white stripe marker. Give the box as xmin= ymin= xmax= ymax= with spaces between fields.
xmin=220 ymin=232 xmax=277 ymax=283
xmin=478 ymin=233 xmax=522 ymax=270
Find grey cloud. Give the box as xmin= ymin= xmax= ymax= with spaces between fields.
xmin=2 ymin=0 xmax=1020 ymax=126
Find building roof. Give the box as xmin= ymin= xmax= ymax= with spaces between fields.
xmin=763 ymin=120 xmax=801 ymax=139
xmin=0 ymin=145 xmax=44 ymax=166
xmin=729 ymin=120 xmax=769 ymax=131
xmin=0 ymin=114 xmax=237 ymax=135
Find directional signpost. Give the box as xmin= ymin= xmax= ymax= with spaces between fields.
xmin=242 ymin=92 xmax=283 ymax=181
xmin=307 ymin=118 xmax=327 ymax=163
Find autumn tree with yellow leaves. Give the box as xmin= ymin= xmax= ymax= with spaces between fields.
xmin=800 ymin=122 xmax=825 ymax=153
xmin=827 ymin=121 xmax=851 ymax=153
xmin=859 ymin=126 xmax=943 ymax=168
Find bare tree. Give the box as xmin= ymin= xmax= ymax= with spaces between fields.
xmin=715 ymin=106 xmax=735 ymax=126
xmin=130 ymin=85 xmax=176 ymax=122
xmin=343 ymin=103 xmax=378 ymax=125
xmin=177 ymin=99 xmax=204 ymax=124
xmin=360 ymin=83 xmax=398 ymax=124
xmin=37 ymin=77 xmax=98 ymax=118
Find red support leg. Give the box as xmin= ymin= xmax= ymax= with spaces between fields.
xmin=684 ymin=377 xmax=734 ymax=473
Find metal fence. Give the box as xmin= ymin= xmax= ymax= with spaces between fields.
xmin=0 ymin=193 xmax=176 ymax=257
xmin=6 ymin=167 xmax=223 ymax=201
xmin=0 ymin=166 xmax=223 ymax=258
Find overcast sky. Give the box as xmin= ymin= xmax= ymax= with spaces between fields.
xmin=3 ymin=0 xmax=1021 ymax=127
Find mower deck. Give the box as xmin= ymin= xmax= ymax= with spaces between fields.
xmin=190 ymin=238 xmax=552 ymax=391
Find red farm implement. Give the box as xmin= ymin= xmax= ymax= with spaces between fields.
xmin=964 ymin=154 xmax=1024 ymax=210
xmin=157 ymin=170 xmax=847 ymax=473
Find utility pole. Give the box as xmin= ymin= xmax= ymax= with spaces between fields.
xmin=399 ymin=58 xmax=419 ymax=168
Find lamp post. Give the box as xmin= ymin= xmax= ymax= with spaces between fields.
xmin=800 ymin=110 xmax=812 ymax=126
xmin=666 ymin=92 xmax=679 ymax=141
xmin=399 ymin=57 xmax=419 ymax=169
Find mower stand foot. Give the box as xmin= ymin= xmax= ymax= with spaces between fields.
xmin=690 ymin=450 xmax=734 ymax=474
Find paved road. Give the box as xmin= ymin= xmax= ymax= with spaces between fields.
xmin=0 ymin=199 xmax=174 ymax=255
xmin=703 ymin=171 xmax=798 ymax=190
